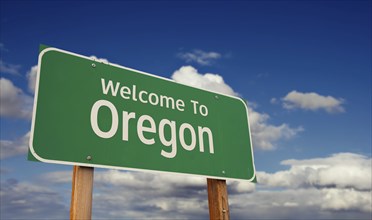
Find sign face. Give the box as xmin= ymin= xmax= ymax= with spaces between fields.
xmin=29 ymin=47 xmax=256 ymax=181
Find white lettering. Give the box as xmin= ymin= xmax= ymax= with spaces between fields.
xmin=149 ymin=93 xmax=159 ymax=106
xmin=137 ymin=115 xmax=156 ymax=145
xmin=122 ymin=111 xmax=136 ymax=141
xmin=179 ymin=123 xmax=196 ymax=151
xmin=100 ymin=78 xmax=190 ymax=113
xmin=159 ymin=95 xmax=175 ymax=109
xmin=132 ymin=85 xmax=138 ymax=101
xmin=120 ymin=86 xmax=131 ymax=99
xmin=90 ymin=100 xmax=118 ymax=138
xmin=200 ymin=104 xmax=208 ymax=116
xmin=101 ymin=78 xmax=120 ymax=96
xmin=90 ymin=98 xmax=215 ymax=159
xmin=176 ymin=99 xmax=185 ymax=111
xmin=139 ymin=90 xmax=148 ymax=103
xmin=190 ymin=100 xmax=198 ymax=114
xmin=159 ymin=119 xmax=177 ymax=158
xmin=198 ymin=126 xmax=214 ymax=153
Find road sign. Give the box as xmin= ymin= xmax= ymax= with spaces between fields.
xmin=29 ymin=46 xmax=256 ymax=181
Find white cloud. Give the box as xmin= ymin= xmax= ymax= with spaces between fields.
xmin=248 ymin=107 xmax=303 ymax=150
xmin=41 ymin=169 xmax=254 ymax=218
xmin=26 ymin=65 xmax=38 ymax=94
xmin=228 ymin=180 xmax=256 ymax=194
xmin=0 ymin=60 xmax=21 ymax=75
xmin=172 ymin=66 xmax=237 ymax=96
xmin=258 ymin=152 xmax=371 ymax=191
xmin=171 ymin=66 xmax=302 ymax=150
xmin=281 ymin=90 xmax=345 ymax=113
xmin=0 ymin=179 xmax=69 ymax=219
xmin=230 ymin=152 xmax=372 ymax=218
xmin=42 ymin=169 xmax=207 ymax=189
xmin=41 ymin=170 xmax=210 ymax=219
xmin=6 ymin=152 xmax=371 ymax=219
xmin=0 ymin=132 xmax=30 ymax=159
xmin=230 ymin=188 xmax=371 ymax=219
xmin=321 ymin=188 xmax=371 ymax=212
xmin=178 ymin=50 xmax=222 ymax=66
xmin=0 ymin=78 xmax=33 ymax=119
xmin=90 ymin=55 xmax=109 ymax=64
xmin=42 ymin=169 xmax=256 ymax=196
xmin=270 ymin=97 xmax=278 ymax=104
xmin=39 ymin=171 xmax=72 ymax=184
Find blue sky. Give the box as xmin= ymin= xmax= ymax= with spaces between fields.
xmin=1 ymin=0 xmax=371 ymax=219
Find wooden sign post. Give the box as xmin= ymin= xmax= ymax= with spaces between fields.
xmin=70 ymin=166 xmax=94 ymax=220
xmin=207 ymin=178 xmax=230 ymax=220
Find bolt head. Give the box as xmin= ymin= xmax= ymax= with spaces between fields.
xmin=86 ymin=156 xmax=92 ymax=160
xmin=91 ymin=63 xmax=96 ymax=68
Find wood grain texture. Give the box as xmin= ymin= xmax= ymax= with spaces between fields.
xmin=70 ymin=166 xmax=94 ymax=220
xmin=207 ymin=178 xmax=230 ymax=220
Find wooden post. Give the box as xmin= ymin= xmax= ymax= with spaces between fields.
xmin=207 ymin=178 xmax=230 ymax=220
xmin=70 ymin=166 xmax=94 ymax=220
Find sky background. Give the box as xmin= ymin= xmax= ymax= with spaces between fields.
xmin=0 ymin=0 xmax=371 ymax=219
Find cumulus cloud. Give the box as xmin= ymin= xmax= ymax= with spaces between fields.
xmin=39 ymin=171 xmax=72 ymax=184
xmin=93 ymin=185 xmax=208 ymax=219
xmin=43 ymin=169 xmax=206 ymax=189
xmin=39 ymin=152 xmax=371 ymax=219
xmin=281 ymin=90 xmax=345 ymax=113
xmin=26 ymin=65 xmax=38 ymax=94
xmin=230 ymin=152 xmax=372 ymax=218
xmin=258 ymin=153 xmax=371 ymax=191
xmin=172 ymin=66 xmax=303 ymax=150
xmin=4 ymin=152 xmax=371 ymax=219
xmin=0 ymin=60 xmax=21 ymax=75
xmin=42 ymin=169 xmax=255 ymax=195
xmin=230 ymin=188 xmax=371 ymax=219
xmin=320 ymin=188 xmax=371 ymax=212
xmin=0 ymin=179 xmax=69 ymax=219
xmin=0 ymin=78 xmax=33 ymax=119
xmin=40 ymin=169 xmax=255 ymax=218
xmin=178 ymin=50 xmax=222 ymax=66
xmin=41 ymin=170 xmax=210 ymax=219
xmin=228 ymin=180 xmax=256 ymax=194
xmin=248 ymin=107 xmax=303 ymax=150
xmin=270 ymin=97 xmax=278 ymax=104
xmin=89 ymin=55 xmax=109 ymax=64
xmin=172 ymin=66 xmax=237 ymax=96
xmin=0 ymin=132 xmax=30 ymax=159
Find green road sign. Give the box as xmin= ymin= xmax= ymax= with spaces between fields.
xmin=29 ymin=46 xmax=256 ymax=181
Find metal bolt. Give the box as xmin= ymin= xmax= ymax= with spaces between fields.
xmin=86 ymin=155 xmax=92 ymax=160
xmin=215 ymin=95 xmax=219 ymax=99
xmin=222 ymin=209 xmax=226 ymax=213
xmin=222 ymin=170 xmax=225 ymax=174
xmin=91 ymin=63 xmax=96 ymax=68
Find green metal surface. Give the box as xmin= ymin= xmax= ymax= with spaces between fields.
xmin=29 ymin=46 xmax=256 ymax=181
